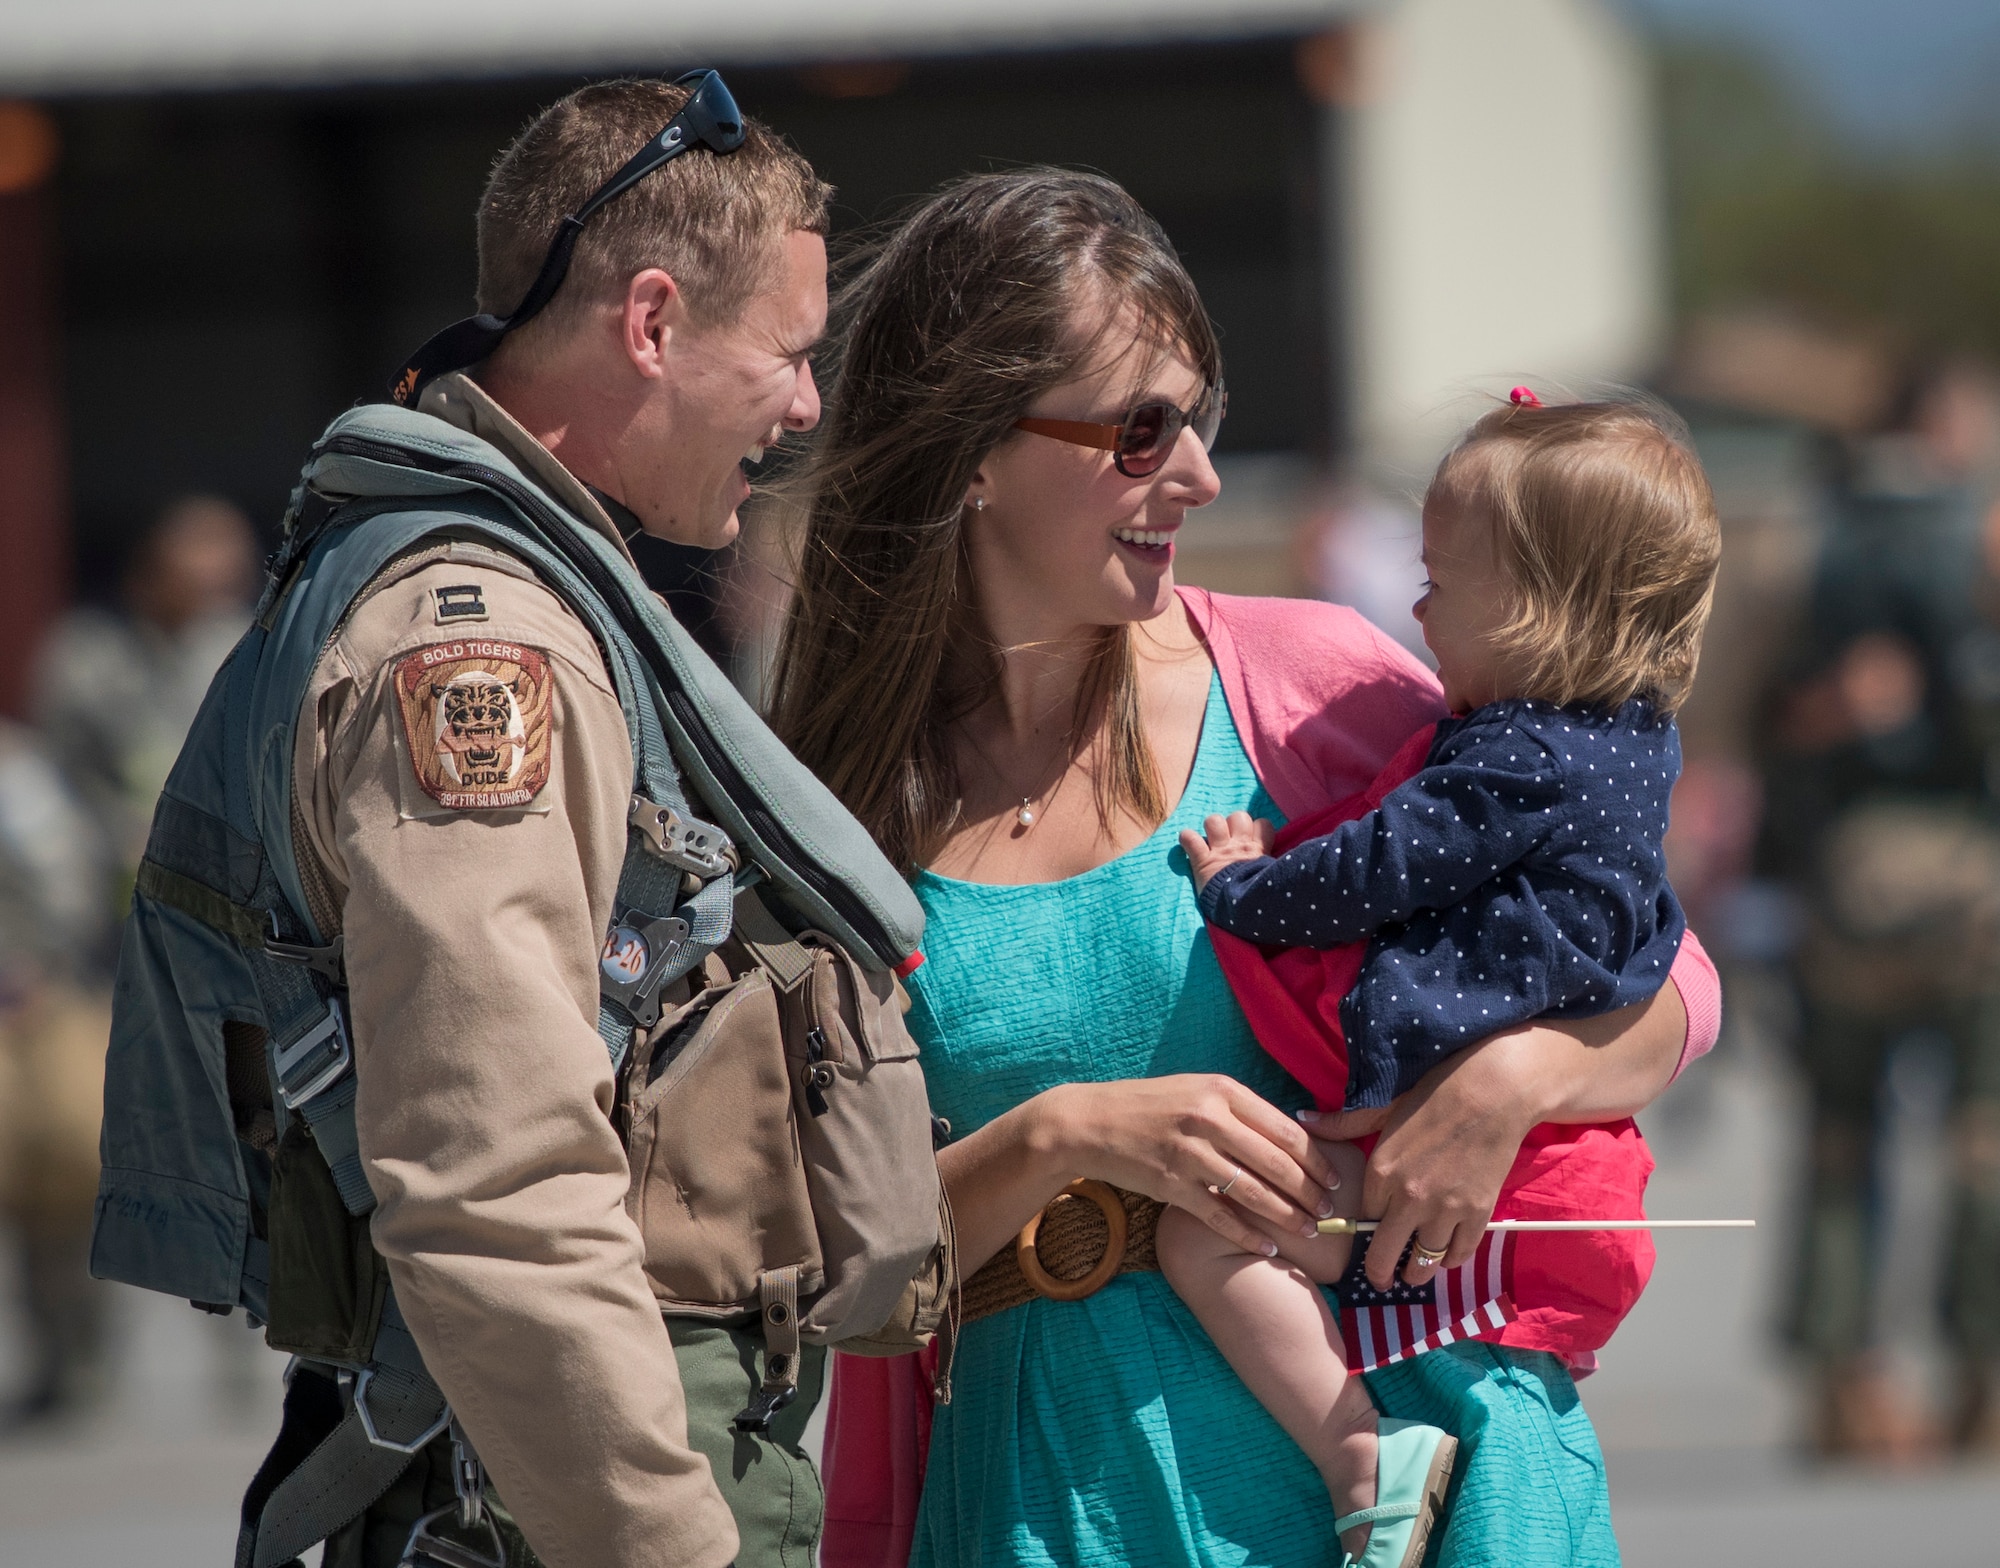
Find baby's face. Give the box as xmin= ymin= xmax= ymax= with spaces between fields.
xmin=1413 ymin=492 xmax=1515 ymax=713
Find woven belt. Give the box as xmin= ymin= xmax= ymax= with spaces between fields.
xmin=960 ymin=1180 xmax=1165 ymax=1326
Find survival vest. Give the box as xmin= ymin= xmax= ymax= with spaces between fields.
xmin=90 ymin=402 xmax=944 ymax=1568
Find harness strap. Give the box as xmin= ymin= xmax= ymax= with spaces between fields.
xmin=247 ymin=940 xmax=373 ymax=1216
xmin=236 ymin=1364 xmax=342 ymax=1568
xmin=131 ymin=849 xmax=378 ymax=1220
xmin=290 ymin=1075 xmax=375 ymax=1216
xmin=238 ymin=1355 xmax=450 ymax=1568
xmin=220 ymin=491 xmax=748 ymax=1554
xmin=371 ymin=1289 xmax=432 ymax=1377
xmin=136 ymin=860 xmax=268 ymax=944
xmin=398 ymin=1416 xmax=506 ymax=1568
xmin=734 ymin=1265 xmax=803 ymax=1434
xmin=295 ymin=497 xmax=738 ymax=1079
xmin=597 ymin=839 xmax=736 ymax=1070
xmin=730 ymin=886 xmax=816 ymax=992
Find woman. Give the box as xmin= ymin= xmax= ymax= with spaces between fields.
xmin=774 ymin=170 xmax=1717 ymax=1567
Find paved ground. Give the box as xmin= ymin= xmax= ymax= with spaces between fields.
xmin=3 ymin=1022 xmax=1996 ymax=1565
xmin=1589 ymin=1012 xmax=2000 ymax=1566
xmin=0 ymin=1274 xmax=291 ymax=1565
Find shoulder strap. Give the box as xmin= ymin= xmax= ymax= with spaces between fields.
xmin=230 ymin=494 xmax=714 ymax=1567
xmin=302 ymin=409 xmax=924 ymax=974
xmin=249 ymin=499 xmax=474 ymax=947
xmin=242 ymin=480 xmax=742 ymax=1137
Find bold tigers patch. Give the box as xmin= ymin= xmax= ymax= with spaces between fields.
xmin=392 ymin=640 xmax=554 ymax=810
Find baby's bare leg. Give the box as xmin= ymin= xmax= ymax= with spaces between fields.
xmin=1156 ymin=1139 xmax=1381 ymax=1552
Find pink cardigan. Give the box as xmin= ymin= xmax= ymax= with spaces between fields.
xmin=1181 ymin=587 xmax=1721 ymax=1074
xmin=820 ymin=589 xmax=1722 ymax=1567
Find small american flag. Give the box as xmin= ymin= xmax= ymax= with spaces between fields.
xmin=1336 ymin=1229 xmax=1518 ymax=1373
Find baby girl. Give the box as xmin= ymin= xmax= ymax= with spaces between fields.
xmin=1157 ymin=393 xmax=1721 ymax=1568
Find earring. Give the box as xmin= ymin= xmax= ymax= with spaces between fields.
xmin=969 ymin=496 xmax=987 ymax=512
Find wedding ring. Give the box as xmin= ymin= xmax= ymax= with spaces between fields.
xmin=1410 ymin=1241 xmax=1447 ymax=1268
xmin=1217 ymin=1164 xmax=1242 ymax=1198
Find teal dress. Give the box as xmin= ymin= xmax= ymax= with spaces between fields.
xmin=905 ymin=672 xmax=1620 ymax=1568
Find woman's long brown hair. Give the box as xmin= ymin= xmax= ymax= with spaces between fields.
xmin=768 ymin=169 xmax=1224 ymax=875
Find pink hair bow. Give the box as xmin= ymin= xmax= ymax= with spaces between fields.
xmin=1508 ymin=385 xmax=1542 ymax=408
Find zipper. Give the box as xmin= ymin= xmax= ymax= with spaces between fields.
xmin=314 ymin=433 xmax=903 ymax=968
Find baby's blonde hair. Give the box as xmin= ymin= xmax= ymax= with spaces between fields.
xmin=1431 ymin=396 xmax=1721 ymax=716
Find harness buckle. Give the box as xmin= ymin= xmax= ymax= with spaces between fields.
xmin=351 ymin=1366 xmax=453 ymax=1455
xmin=734 ymin=1265 xmax=803 ymax=1433
xmin=398 ymin=1505 xmax=505 ymax=1568
xmin=264 ymin=926 xmax=347 ymax=985
xmin=629 ymin=795 xmax=733 ymax=878
xmin=732 ymin=1383 xmax=797 ymax=1433
xmin=396 ymin=1416 xmax=500 ymax=1565
xmin=599 ymin=913 xmax=693 ymax=1028
xmin=273 ymin=998 xmax=352 ymax=1110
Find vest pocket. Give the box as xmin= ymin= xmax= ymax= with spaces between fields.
xmin=624 ymin=971 xmax=824 ymax=1315
xmin=264 ymin=1120 xmax=388 ymax=1362
xmin=788 ymin=940 xmax=944 ymax=1344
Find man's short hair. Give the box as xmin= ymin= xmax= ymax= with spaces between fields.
xmin=477 ymin=78 xmax=831 ymax=353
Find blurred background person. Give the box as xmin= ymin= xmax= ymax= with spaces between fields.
xmin=1754 ymin=362 xmax=2000 ymax=1460
xmin=20 ymin=493 xmax=262 ymax=1423
xmin=0 ymin=718 xmax=111 ymax=1427
xmin=33 ymin=494 xmax=260 ymax=901
xmin=1932 ymin=363 xmax=2000 ymax=1454
xmin=1293 ymin=479 xmax=1431 ymax=664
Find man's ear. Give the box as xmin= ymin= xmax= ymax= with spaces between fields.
xmin=621 ymin=268 xmax=685 ymax=381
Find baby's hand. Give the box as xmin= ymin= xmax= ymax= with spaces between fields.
xmin=1178 ymin=811 xmax=1277 ymax=892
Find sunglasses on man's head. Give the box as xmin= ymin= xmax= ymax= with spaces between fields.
xmin=389 ymin=69 xmax=745 ymax=405
xmin=1014 ymin=385 xmax=1227 ymax=478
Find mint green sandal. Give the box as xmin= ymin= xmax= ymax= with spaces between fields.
xmin=1334 ymin=1418 xmax=1458 ymax=1568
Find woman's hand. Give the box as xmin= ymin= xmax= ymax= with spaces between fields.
xmin=1306 ymin=982 xmax=1686 ymax=1290
xmin=1044 ymin=1075 xmax=1343 ymax=1254
xmin=1303 ymin=1044 xmax=1540 ymax=1292
xmin=939 ymin=1073 xmax=1344 ymax=1276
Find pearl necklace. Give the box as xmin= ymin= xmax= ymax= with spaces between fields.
xmin=960 ymin=721 xmax=1072 ymax=834
xmin=1013 ymin=766 xmax=1068 ymax=828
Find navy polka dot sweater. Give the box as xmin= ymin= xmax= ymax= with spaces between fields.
xmin=1197 ymin=697 xmax=1686 ymax=1110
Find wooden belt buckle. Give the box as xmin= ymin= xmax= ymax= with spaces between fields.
xmin=1016 ymin=1178 xmax=1128 ymax=1302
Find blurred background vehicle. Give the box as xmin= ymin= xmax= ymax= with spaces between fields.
xmin=0 ymin=1 xmax=1996 ymax=1563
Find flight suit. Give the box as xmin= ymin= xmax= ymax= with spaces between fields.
xmin=294 ymin=373 xmax=824 ymax=1566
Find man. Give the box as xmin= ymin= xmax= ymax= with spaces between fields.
xmin=295 ymin=80 xmax=830 ymax=1564
xmin=96 ymin=73 xmax=937 ymax=1567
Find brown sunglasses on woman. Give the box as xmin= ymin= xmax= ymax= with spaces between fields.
xmin=1014 ymin=384 xmax=1227 ymax=478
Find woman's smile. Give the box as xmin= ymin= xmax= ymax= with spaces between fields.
xmin=1112 ymin=523 xmax=1178 ymax=562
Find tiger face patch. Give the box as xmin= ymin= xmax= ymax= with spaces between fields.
xmin=392 ymin=640 xmax=554 ymax=810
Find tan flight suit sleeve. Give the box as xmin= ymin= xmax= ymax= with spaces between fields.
xmin=292 ymin=545 xmax=738 ymax=1568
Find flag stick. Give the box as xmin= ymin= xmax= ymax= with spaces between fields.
xmin=1315 ymin=1217 xmax=1754 ymax=1235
